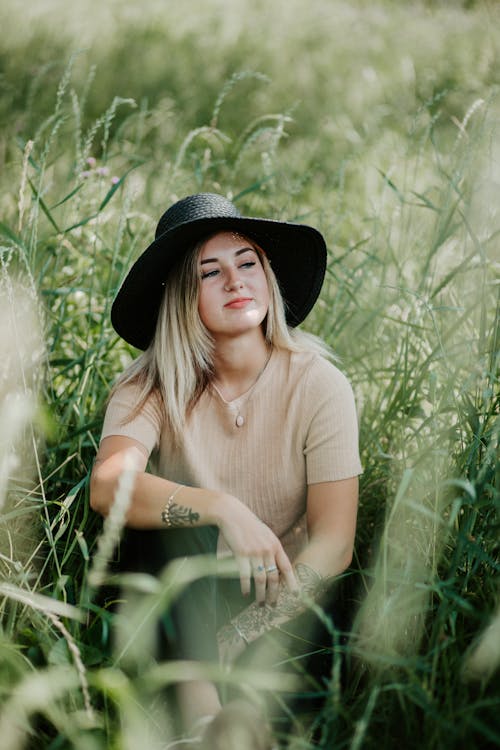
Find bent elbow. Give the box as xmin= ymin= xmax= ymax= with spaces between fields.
xmin=333 ymin=544 xmax=354 ymax=576
xmin=342 ymin=546 xmax=354 ymax=571
xmin=89 ymin=469 xmax=109 ymax=517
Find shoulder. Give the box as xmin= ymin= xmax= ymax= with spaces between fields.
xmin=101 ymin=379 xmax=164 ymax=451
xmin=107 ymin=379 xmax=163 ymax=421
xmin=285 ymin=349 xmax=354 ymax=395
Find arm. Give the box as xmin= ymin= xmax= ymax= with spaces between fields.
xmin=91 ymin=435 xmax=224 ymax=529
xmin=217 ymin=477 xmax=358 ymax=658
xmin=90 ymin=435 xmax=298 ymax=595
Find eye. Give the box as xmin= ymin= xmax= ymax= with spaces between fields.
xmin=239 ymin=261 xmax=256 ymax=269
xmin=200 ymin=268 xmax=219 ymax=279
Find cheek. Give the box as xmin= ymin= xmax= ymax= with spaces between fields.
xmin=197 ymin=287 xmax=215 ymax=327
xmin=197 ymin=295 xmax=207 ymax=325
xmin=258 ymin=272 xmax=271 ymax=306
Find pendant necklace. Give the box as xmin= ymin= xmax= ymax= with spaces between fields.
xmin=212 ymin=347 xmax=273 ymax=428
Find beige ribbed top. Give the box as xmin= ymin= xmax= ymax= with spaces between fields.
xmin=101 ymin=348 xmax=362 ymax=561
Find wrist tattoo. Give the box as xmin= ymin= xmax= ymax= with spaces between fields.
xmin=168 ymin=502 xmax=200 ymax=526
xmin=232 ymin=621 xmax=249 ymax=644
xmin=218 ymin=622 xmax=244 ymax=647
xmin=161 ymin=487 xmax=200 ymax=527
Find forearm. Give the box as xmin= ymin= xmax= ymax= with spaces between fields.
xmin=91 ymin=438 xmax=298 ymax=599
xmin=91 ymin=460 xmax=227 ymax=529
xmin=226 ymin=563 xmax=323 ymax=644
xmin=222 ymin=535 xmax=352 ymax=646
xmin=91 ymin=458 xmax=295 ymax=598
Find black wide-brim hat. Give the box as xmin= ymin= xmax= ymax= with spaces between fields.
xmin=111 ymin=192 xmax=327 ymax=350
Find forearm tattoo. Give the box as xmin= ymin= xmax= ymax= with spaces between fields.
xmin=295 ymin=561 xmax=324 ymax=593
xmin=223 ymin=563 xmax=327 ymax=646
xmin=168 ymin=502 xmax=200 ymax=526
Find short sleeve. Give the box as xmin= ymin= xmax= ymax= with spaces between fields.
xmin=100 ymin=383 xmax=162 ymax=456
xmin=302 ymin=358 xmax=363 ymax=483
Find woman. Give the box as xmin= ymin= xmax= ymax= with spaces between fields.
xmin=90 ymin=192 xmax=362 ymax=747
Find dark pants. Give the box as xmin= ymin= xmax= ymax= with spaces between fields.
xmin=117 ymin=524 xmax=222 ymax=662
xmin=115 ymin=525 xmax=339 ymax=732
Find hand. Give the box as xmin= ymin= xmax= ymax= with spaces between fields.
xmin=217 ymin=496 xmax=298 ymax=604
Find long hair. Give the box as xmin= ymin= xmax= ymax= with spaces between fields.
xmin=112 ymin=232 xmax=332 ymax=443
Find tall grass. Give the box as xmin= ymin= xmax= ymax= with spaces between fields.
xmin=0 ymin=1 xmax=499 ymax=747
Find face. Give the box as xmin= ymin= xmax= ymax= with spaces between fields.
xmin=197 ymin=231 xmax=270 ymax=340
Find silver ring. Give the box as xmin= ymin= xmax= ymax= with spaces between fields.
xmin=266 ymin=564 xmax=278 ymax=574
xmin=256 ymin=564 xmax=265 ymax=572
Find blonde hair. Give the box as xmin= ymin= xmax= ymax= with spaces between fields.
xmin=112 ymin=232 xmax=332 ymax=442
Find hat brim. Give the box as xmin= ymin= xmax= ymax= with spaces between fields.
xmin=111 ymin=216 xmax=326 ymax=350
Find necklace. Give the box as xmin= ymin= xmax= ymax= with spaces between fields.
xmin=211 ymin=347 xmax=273 ymax=428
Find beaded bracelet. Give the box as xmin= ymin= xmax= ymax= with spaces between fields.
xmin=232 ymin=621 xmax=249 ymax=645
xmin=161 ymin=485 xmax=183 ymax=526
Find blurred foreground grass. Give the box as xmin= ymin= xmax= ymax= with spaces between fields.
xmin=0 ymin=0 xmax=499 ymax=748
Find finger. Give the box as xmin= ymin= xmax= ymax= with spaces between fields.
xmin=264 ymin=556 xmax=280 ymax=605
xmin=275 ymin=548 xmax=299 ymax=592
xmin=252 ymin=557 xmax=267 ymax=606
xmin=238 ymin=557 xmax=252 ymax=597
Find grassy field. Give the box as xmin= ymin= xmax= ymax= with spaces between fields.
xmin=0 ymin=0 xmax=499 ymax=747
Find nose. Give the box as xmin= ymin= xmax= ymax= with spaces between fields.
xmin=224 ymin=268 xmax=243 ymax=291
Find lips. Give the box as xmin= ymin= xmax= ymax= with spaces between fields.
xmin=224 ymin=297 xmax=253 ymax=309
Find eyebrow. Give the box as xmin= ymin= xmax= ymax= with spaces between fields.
xmin=200 ymin=247 xmax=256 ymax=265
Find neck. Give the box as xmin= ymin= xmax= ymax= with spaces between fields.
xmin=212 ymin=330 xmax=271 ymax=400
